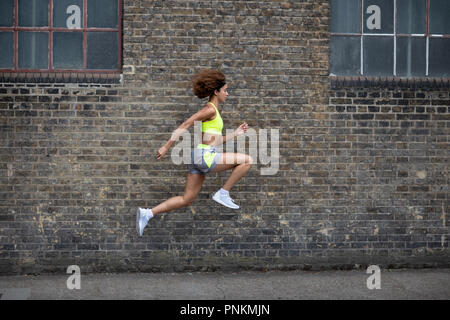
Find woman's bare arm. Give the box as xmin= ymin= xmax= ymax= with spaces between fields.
xmin=156 ymin=104 xmax=215 ymax=159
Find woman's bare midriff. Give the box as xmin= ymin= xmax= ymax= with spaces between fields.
xmin=202 ymin=133 xmax=221 ymax=146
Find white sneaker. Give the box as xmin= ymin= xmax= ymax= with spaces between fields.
xmin=136 ymin=208 xmax=153 ymax=236
xmin=212 ymin=190 xmax=240 ymax=209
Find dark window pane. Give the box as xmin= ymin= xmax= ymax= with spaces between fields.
xmin=331 ymin=0 xmax=361 ymax=33
xmin=397 ymin=0 xmax=426 ymax=34
xmin=429 ymin=38 xmax=450 ymax=77
xmin=18 ymin=0 xmax=48 ymax=27
xmin=0 ymin=32 xmax=14 ymax=69
xmin=0 ymin=0 xmax=14 ymax=27
xmin=53 ymin=32 xmax=83 ymax=69
xmin=363 ymin=36 xmax=393 ymax=76
xmin=430 ymin=0 xmax=450 ymax=34
xmin=396 ymin=37 xmax=426 ymax=77
xmin=363 ymin=0 xmax=394 ymax=34
xmin=87 ymin=32 xmax=118 ymax=70
xmin=87 ymin=0 xmax=118 ymax=28
xmin=53 ymin=0 xmax=83 ymax=29
xmin=330 ymin=36 xmax=360 ymax=76
xmin=18 ymin=32 xmax=48 ymax=69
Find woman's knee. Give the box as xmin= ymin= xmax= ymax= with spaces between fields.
xmin=235 ymin=153 xmax=253 ymax=165
xmin=182 ymin=195 xmax=196 ymax=207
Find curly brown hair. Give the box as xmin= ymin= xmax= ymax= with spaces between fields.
xmin=191 ymin=69 xmax=227 ymax=99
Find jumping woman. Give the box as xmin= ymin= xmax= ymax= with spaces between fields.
xmin=136 ymin=69 xmax=253 ymax=236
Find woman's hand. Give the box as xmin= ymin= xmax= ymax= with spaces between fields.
xmin=156 ymin=145 xmax=169 ymax=160
xmin=235 ymin=122 xmax=249 ymax=136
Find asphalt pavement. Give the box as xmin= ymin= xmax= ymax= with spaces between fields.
xmin=1 ymin=268 xmax=449 ymax=300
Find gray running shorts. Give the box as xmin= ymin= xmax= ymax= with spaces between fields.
xmin=189 ymin=144 xmax=222 ymax=175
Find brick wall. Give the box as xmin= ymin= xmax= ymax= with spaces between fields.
xmin=0 ymin=0 xmax=448 ymax=275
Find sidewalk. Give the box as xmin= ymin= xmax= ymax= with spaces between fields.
xmin=1 ymin=268 xmax=449 ymax=300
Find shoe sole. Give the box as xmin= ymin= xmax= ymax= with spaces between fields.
xmin=212 ymin=193 xmax=239 ymax=209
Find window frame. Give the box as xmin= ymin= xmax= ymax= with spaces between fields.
xmin=330 ymin=0 xmax=450 ymax=78
xmin=0 ymin=0 xmax=122 ymax=76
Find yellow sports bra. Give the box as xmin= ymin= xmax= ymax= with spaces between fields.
xmin=201 ymin=102 xmax=223 ymax=135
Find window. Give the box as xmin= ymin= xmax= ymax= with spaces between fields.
xmin=0 ymin=0 xmax=122 ymax=80
xmin=331 ymin=0 xmax=450 ymax=78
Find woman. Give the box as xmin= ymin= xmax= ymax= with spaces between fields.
xmin=136 ymin=69 xmax=253 ymax=236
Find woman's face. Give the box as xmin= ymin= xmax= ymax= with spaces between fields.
xmin=216 ymin=84 xmax=229 ymax=103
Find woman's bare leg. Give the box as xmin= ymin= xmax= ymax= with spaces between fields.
xmin=212 ymin=153 xmax=253 ymax=191
xmin=151 ymin=173 xmax=206 ymax=216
